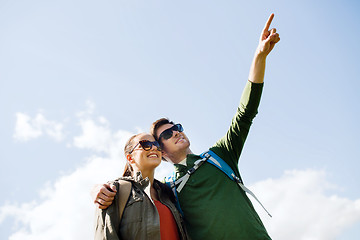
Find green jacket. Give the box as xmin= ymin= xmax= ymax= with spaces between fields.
xmin=95 ymin=172 xmax=190 ymax=240
xmin=173 ymin=81 xmax=271 ymax=240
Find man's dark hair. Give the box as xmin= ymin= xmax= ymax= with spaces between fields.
xmin=150 ymin=118 xmax=174 ymax=141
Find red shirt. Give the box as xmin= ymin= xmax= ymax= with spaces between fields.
xmin=154 ymin=200 xmax=180 ymax=240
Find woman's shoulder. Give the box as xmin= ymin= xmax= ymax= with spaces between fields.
xmin=104 ymin=177 xmax=135 ymax=196
xmin=154 ymin=179 xmax=171 ymax=190
xmin=154 ymin=179 xmax=176 ymax=202
xmin=112 ymin=176 xmax=133 ymax=182
xmin=107 ymin=176 xmax=135 ymax=185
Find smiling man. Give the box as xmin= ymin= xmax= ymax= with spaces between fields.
xmin=92 ymin=13 xmax=280 ymax=240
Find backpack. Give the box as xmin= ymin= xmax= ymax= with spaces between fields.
xmin=113 ymin=179 xmax=132 ymax=220
xmin=165 ymin=150 xmax=272 ymax=217
xmin=94 ymin=179 xmax=132 ymax=240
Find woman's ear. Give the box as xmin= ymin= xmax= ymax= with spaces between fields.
xmin=126 ymin=154 xmax=135 ymax=164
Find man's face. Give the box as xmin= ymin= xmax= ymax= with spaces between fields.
xmin=156 ymin=123 xmax=190 ymax=160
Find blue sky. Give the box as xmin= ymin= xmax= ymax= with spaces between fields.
xmin=1 ymin=0 xmax=360 ymax=239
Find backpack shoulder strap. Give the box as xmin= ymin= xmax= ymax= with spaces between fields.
xmin=167 ymin=150 xmax=272 ymax=217
xmin=200 ymin=150 xmax=243 ymax=183
xmin=164 ymin=176 xmax=184 ymax=216
xmin=203 ymin=150 xmax=272 ymax=217
xmin=114 ymin=179 xmax=132 ymax=220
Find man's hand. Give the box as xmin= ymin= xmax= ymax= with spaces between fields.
xmin=91 ymin=183 xmax=117 ymax=209
xmin=249 ymin=13 xmax=280 ymax=83
xmin=256 ymin=13 xmax=280 ymax=57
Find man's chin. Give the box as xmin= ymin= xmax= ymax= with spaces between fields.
xmin=176 ymin=140 xmax=190 ymax=149
xmin=176 ymin=138 xmax=189 ymax=145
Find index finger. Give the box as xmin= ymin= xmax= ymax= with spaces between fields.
xmin=263 ymin=13 xmax=274 ymax=31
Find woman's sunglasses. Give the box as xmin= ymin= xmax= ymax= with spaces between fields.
xmin=129 ymin=140 xmax=162 ymax=154
xmin=158 ymin=123 xmax=184 ymax=141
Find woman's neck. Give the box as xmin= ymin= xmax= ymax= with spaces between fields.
xmin=133 ymin=167 xmax=158 ymax=200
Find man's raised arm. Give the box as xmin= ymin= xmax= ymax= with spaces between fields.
xmin=212 ymin=13 xmax=280 ymax=168
xmin=249 ymin=13 xmax=280 ymax=84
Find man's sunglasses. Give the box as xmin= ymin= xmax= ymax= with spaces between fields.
xmin=158 ymin=123 xmax=184 ymax=141
xmin=129 ymin=140 xmax=162 ymax=154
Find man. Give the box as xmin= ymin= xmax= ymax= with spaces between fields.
xmin=92 ymin=13 xmax=280 ymax=239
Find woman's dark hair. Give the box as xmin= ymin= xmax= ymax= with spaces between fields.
xmin=122 ymin=133 xmax=142 ymax=177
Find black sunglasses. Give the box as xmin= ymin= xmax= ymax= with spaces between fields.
xmin=158 ymin=123 xmax=184 ymax=141
xmin=129 ymin=140 xmax=162 ymax=154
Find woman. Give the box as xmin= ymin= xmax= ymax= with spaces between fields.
xmin=94 ymin=133 xmax=189 ymax=240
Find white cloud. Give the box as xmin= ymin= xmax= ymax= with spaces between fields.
xmin=6 ymin=104 xmax=360 ymax=240
xmin=250 ymin=169 xmax=360 ymax=240
xmin=0 ymin=155 xmax=120 ymax=240
xmin=73 ymin=118 xmax=113 ymax=153
xmin=72 ymin=101 xmax=136 ymax=160
xmin=13 ymin=112 xmax=65 ymax=142
xmin=75 ymin=100 xmax=96 ymax=119
xmin=13 ymin=113 xmax=42 ymax=141
xmin=2 ymin=163 xmax=359 ymax=240
xmin=2 ymin=110 xmax=174 ymax=240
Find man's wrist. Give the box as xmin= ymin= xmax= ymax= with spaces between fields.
xmin=254 ymin=50 xmax=267 ymax=62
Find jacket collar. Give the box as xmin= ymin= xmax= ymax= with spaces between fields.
xmin=121 ymin=171 xmax=150 ymax=189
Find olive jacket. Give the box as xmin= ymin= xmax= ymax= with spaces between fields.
xmin=94 ymin=172 xmax=190 ymax=240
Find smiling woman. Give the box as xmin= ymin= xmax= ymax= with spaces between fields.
xmin=123 ymin=134 xmax=163 ymax=177
xmin=94 ymin=133 xmax=189 ymax=240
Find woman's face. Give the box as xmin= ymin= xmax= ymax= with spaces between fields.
xmin=129 ymin=133 xmax=162 ymax=172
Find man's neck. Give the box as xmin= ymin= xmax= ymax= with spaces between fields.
xmin=169 ymin=148 xmax=193 ymax=164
